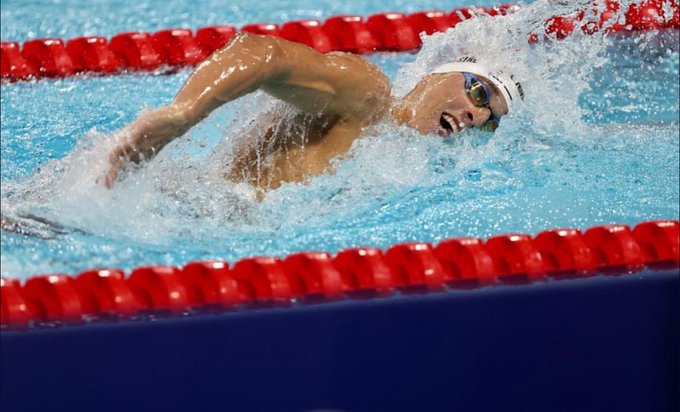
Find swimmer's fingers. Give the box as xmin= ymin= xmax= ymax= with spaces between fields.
xmin=110 ymin=140 xmax=143 ymax=163
xmin=104 ymin=139 xmax=153 ymax=188
xmin=104 ymin=157 xmax=124 ymax=189
xmin=104 ymin=129 xmax=170 ymax=188
xmin=104 ymin=143 xmax=134 ymax=188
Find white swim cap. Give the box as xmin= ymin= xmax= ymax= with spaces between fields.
xmin=432 ymin=56 xmax=524 ymax=110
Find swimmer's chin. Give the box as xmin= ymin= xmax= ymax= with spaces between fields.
xmin=435 ymin=124 xmax=465 ymax=138
xmin=437 ymin=128 xmax=458 ymax=138
xmin=391 ymin=115 xmax=463 ymax=138
xmin=416 ymin=119 xmax=465 ymax=138
xmin=410 ymin=126 xmax=462 ymax=139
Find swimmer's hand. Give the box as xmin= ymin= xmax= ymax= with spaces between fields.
xmin=104 ymin=107 xmax=191 ymax=188
xmin=104 ymin=134 xmax=163 ymax=188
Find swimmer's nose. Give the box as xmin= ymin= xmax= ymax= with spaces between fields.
xmin=461 ymin=106 xmax=492 ymax=127
xmin=463 ymin=110 xmax=474 ymax=125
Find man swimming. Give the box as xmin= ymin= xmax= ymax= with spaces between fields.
xmin=104 ymin=33 xmax=523 ymax=191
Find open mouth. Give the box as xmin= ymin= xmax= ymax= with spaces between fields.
xmin=439 ymin=112 xmax=460 ymax=136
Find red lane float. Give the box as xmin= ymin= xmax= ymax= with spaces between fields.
xmin=2 ymin=2 xmax=678 ymax=82
xmin=230 ymin=257 xmax=293 ymax=302
xmin=434 ymin=237 xmax=496 ymax=286
xmin=179 ymin=261 xmax=241 ymax=307
xmin=450 ymin=8 xmax=474 ymax=22
xmin=544 ymin=16 xmax=577 ymax=40
xmin=366 ymin=12 xmax=421 ymax=51
xmin=486 ymin=234 xmax=546 ymax=282
xmin=65 ymin=36 xmax=122 ymax=73
xmin=533 ymin=229 xmax=597 ymax=276
xmin=0 ymin=221 xmax=678 ymax=328
xmin=632 ymin=220 xmax=680 ymax=266
xmin=21 ymin=38 xmax=75 ymax=78
xmin=626 ymin=0 xmax=669 ymax=30
xmin=541 ymin=0 xmax=678 ymax=40
xmin=408 ymin=11 xmax=455 ymax=35
xmin=583 ymin=225 xmax=645 ymax=271
xmin=109 ymin=32 xmax=163 ymax=70
xmin=153 ymin=29 xmax=206 ymax=66
xmin=0 ymin=278 xmax=32 ymax=328
xmin=323 ymin=16 xmax=379 ymax=53
xmin=1 ymin=41 xmax=37 ymax=79
xmin=281 ymin=20 xmax=335 ymax=54
xmin=241 ymin=23 xmax=281 ymax=36
xmin=282 ymin=252 xmax=345 ymax=299
xmin=127 ymin=266 xmax=188 ymax=312
xmin=596 ymin=0 xmax=628 ymax=32
xmin=332 ymin=247 xmax=395 ymax=294
xmin=384 ymin=242 xmax=446 ymax=289
xmin=195 ymin=26 xmax=238 ymax=55
xmin=74 ymin=269 xmax=138 ymax=316
xmin=21 ymin=275 xmax=83 ymax=323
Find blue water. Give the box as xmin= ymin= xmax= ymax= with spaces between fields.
xmin=1 ymin=0 xmax=679 ymax=280
xmin=0 ymin=0 xmax=506 ymax=41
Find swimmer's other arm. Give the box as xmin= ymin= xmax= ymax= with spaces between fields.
xmin=104 ymin=33 xmax=391 ymax=187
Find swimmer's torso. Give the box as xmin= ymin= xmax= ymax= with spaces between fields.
xmin=226 ymin=111 xmax=364 ymax=190
xmin=225 ymin=50 xmax=392 ymax=192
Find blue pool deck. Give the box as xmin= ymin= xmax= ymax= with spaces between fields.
xmin=2 ymin=268 xmax=677 ymax=412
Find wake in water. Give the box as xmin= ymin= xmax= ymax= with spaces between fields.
xmin=1 ymin=0 xmax=677 ymax=250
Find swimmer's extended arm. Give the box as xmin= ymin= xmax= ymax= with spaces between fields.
xmin=104 ymin=33 xmax=391 ymax=187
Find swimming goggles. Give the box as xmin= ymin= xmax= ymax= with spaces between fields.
xmin=463 ymin=72 xmax=501 ymax=132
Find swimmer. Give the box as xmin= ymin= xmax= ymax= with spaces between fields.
xmin=104 ymin=33 xmax=523 ymax=192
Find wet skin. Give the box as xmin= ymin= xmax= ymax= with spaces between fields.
xmin=104 ymin=33 xmax=508 ymax=192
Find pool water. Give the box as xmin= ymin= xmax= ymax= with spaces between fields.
xmin=1 ymin=0 xmax=678 ymax=280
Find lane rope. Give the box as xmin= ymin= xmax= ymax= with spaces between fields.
xmin=2 ymin=220 xmax=678 ymax=329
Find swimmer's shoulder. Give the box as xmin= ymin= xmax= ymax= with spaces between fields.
xmin=324 ymin=51 xmax=392 ymax=123
xmin=325 ymin=51 xmax=390 ymax=83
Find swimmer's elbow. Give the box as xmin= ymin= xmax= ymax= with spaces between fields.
xmin=231 ymin=32 xmax=274 ymax=50
xmin=233 ymin=33 xmax=283 ymax=64
xmin=228 ymin=32 xmax=286 ymax=80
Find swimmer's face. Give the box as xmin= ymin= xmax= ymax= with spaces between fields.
xmin=394 ymin=72 xmax=508 ymax=137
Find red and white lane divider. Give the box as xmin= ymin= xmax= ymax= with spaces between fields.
xmin=1 ymin=1 xmax=678 ymax=82
xmin=1 ymin=220 xmax=678 ymax=329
